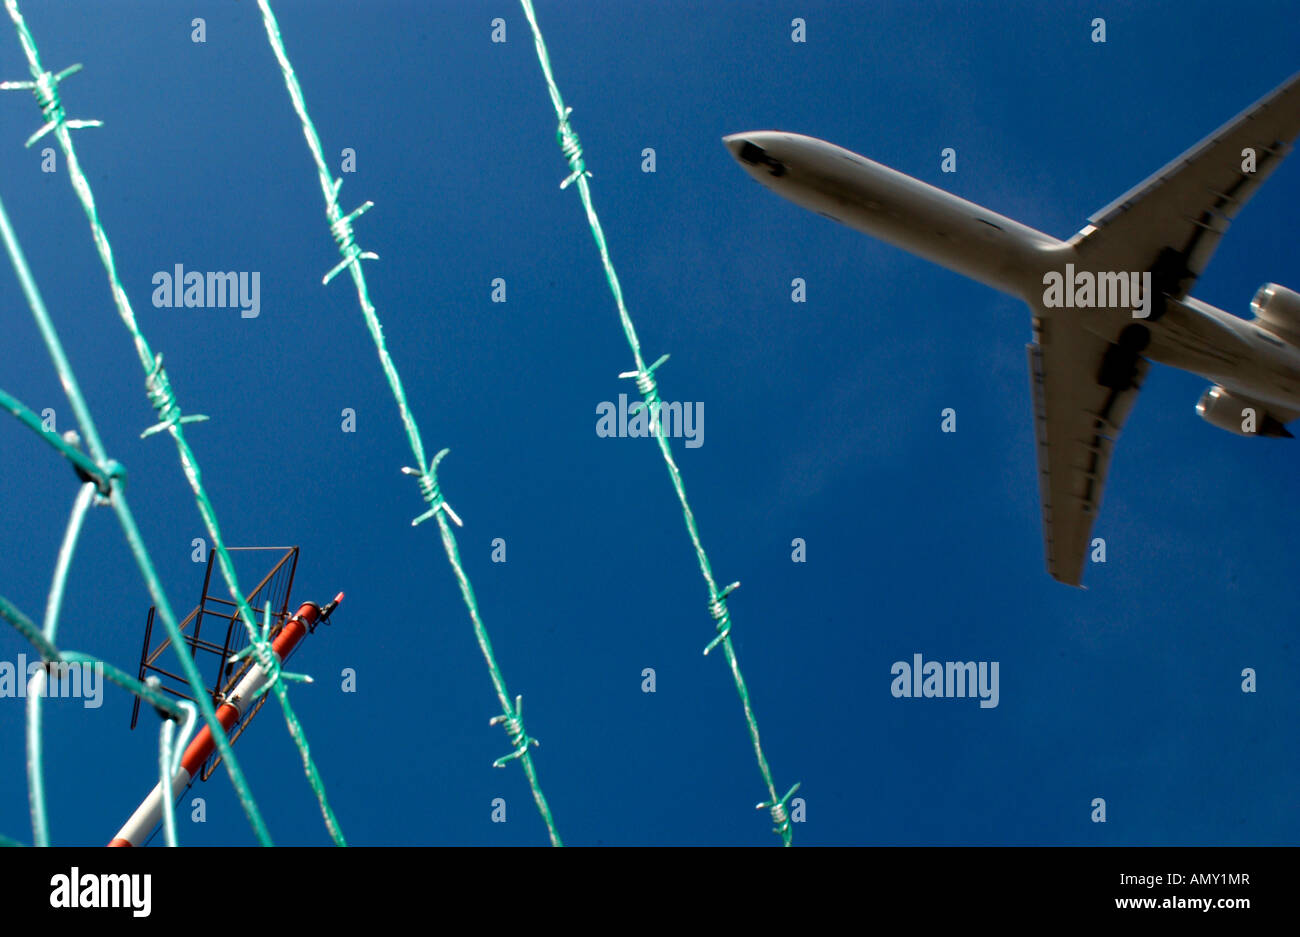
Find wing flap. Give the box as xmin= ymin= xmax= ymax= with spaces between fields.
xmin=1027 ymin=319 xmax=1148 ymax=586
xmin=1072 ymin=70 xmax=1300 ymax=296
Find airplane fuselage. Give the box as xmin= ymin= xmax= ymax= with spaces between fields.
xmin=724 ymin=131 xmax=1300 ymax=415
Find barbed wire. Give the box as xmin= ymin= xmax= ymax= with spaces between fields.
xmin=253 ymin=0 xmax=562 ymax=846
xmin=0 ymin=0 xmax=343 ymax=846
xmin=518 ymin=0 xmax=799 ymax=845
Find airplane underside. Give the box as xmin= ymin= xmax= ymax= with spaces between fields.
xmin=726 ymin=68 xmax=1300 ymax=584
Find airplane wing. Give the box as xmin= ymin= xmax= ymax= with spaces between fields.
xmin=1026 ymin=317 xmax=1149 ymax=587
xmin=1072 ymin=70 xmax=1300 ymax=298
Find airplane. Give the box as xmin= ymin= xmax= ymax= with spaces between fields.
xmin=723 ymin=70 xmax=1300 ymax=587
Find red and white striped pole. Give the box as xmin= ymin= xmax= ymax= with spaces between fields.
xmin=108 ymin=593 xmax=343 ymax=847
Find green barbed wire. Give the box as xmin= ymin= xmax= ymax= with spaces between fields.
xmin=0 ymin=184 xmax=268 ymax=845
xmin=232 ymin=603 xmax=347 ymax=844
xmin=0 ymin=592 xmax=198 ymax=846
xmin=253 ymin=0 xmax=561 ymax=845
xmin=0 ymin=0 xmax=343 ymax=845
xmin=518 ymin=0 xmax=800 ymax=845
xmin=0 ymin=390 xmax=120 ymax=494
xmin=0 ymin=593 xmax=198 ymax=727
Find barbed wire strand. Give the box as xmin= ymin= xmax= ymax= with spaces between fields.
xmin=0 ymin=187 xmax=271 ymax=844
xmin=0 ymin=0 xmax=344 ymax=845
xmin=253 ymin=0 xmax=561 ymax=845
xmin=517 ymin=0 xmax=800 ymax=845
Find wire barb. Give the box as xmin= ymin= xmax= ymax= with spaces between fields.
xmin=140 ymin=354 xmax=209 ymax=439
xmin=402 ymin=448 xmax=463 ymax=528
xmin=756 ymin=782 xmax=801 ymax=842
xmin=619 ymin=352 xmax=670 ymax=413
xmin=227 ymin=603 xmax=315 ymax=703
xmin=556 ymin=106 xmax=591 ymax=190
xmin=322 ymin=191 xmax=378 ymax=285
xmin=489 ymin=695 xmax=541 ymax=768
xmin=702 ymin=581 xmax=741 ymax=656
xmin=0 ymin=62 xmax=102 ymax=148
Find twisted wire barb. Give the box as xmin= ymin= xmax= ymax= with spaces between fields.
xmin=227 ymin=603 xmax=316 ymax=703
xmin=1 ymin=0 xmax=343 ymax=845
xmin=254 ymin=0 xmax=561 ymax=846
xmin=402 ymin=450 xmax=464 ymax=528
xmin=489 ymin=695 xmax=541 ymax=768
xmin=0 ymin=61 xmax=101 ymax=147
xmin=227 ymin=604 xmax=347 ymax=844
xmin=519 ymin=0 xmax=798 ymax=845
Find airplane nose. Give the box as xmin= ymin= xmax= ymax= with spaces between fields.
xmin=722 ymin=134 xmax=786 ymax=176
xmin=722 ymin=134 xmax=747 ymax=159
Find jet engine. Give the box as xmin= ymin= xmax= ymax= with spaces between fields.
xmin=1250 ymin=283 xmax=1300 ymax=343
xmin=1196 ymin=385 xmax=1293 ymax=437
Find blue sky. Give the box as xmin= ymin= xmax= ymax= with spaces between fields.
xmin=1 ymin=0 xmax=1297 ymax=845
